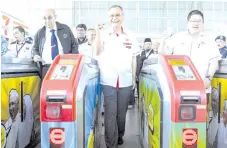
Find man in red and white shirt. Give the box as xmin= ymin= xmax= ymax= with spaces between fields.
xmin=94 ymin=5 xmax=140 ymax=148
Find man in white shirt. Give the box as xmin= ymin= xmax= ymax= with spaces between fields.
xmin=93 ymin=5 xmax=140 ymax=148
xmin=5 ymin=89 xmax=21 ymax=148
xmin=32 ymin=9 xmax=78 ymax=79
xmin=164 ymin=10 xmax=221 ymax=93
xmin=4 ymin=26 xmax=33 ymax=59
xmin=79 ymin=28 xmax=96 ymax=58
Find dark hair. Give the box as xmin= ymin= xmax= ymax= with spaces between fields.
xmin=76 ymin=24 xmax=87 ymax=31
xmin=14 ymin=26 xmax=25 ymax=37
xmin=187 ymin=10 xmax=204 ymax=22
xmin=144 ymin=38 xmax=152 ymax=43
xmin=215 ymin=35 xmax=226 ymax=42
xmin=109 ymin=5 xmax=124 ymax=12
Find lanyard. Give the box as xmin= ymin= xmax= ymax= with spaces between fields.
xmin=16 ymin=42 xmax=26 ymax=57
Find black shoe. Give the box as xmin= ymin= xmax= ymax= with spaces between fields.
xmin=118 ymin=137 xmax=124 ymax=145
xmin=102 ymin=111 xmax=104 ymax=116
xmin=128 ymin=104 xmax=134 ymax=109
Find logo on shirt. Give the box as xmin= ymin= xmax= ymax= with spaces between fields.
xmin=63 ymin=34 xmax=68 ymax=39
xmin=123 ymin=38 xmax=132 ymax=49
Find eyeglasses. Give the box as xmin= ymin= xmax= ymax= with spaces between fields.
xmin=43 ymin=15 xmax=55 ymax=20
xmin=189 ymin=20 xmax=203 ymax=24
xmin=109 ymin=13 xmax=122 ymax=18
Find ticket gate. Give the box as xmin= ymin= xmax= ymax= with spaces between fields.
xmin=40 ymin=54 xmax=102 ymax=148
xmin=138 ymin=55 xmax=207 ymax=148
xmin=1 ymin=56 xmax=41 ymax=148
xmin=208 ymin=59 xmax=227 ymax=148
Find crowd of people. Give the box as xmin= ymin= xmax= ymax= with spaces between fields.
xmin=1 ymin=5 xmax=227 ymax=148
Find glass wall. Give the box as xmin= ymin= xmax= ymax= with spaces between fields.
xmin=72 ymin=1 xmax=227 ymax=37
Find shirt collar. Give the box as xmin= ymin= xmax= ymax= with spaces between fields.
xmin=17 ymin=40 xmax=25 ymax=45
xmin=187 ymin=30 xmax=205 ymax=38
xmin=198 ymin=32 xmax=205 ymax=37
xmin=46 ymin=23 xmax=57 ymax=33
xmin=87 ymin=40 xmax=92 ymax=46
xmin=220 ymin=46 xmax=227 ymax=50
xmin=106 ymin=26 xmax=128 ymax=36
xmin=77 ymin=37 xmax=87 ymax=44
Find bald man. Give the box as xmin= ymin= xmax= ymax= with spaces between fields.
xmin=32 ymin=9 xmax=78 ymax=79
xmin=5 ymin=89 xmax=21 ymax=148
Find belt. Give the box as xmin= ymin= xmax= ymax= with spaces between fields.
xmin=42 ymin=64 xmax=51 ymax=67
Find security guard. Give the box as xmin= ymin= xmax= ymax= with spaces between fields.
xmin=4 ymin=26 xmax=33 ymax=59
xmin=215 ymin=35 xmax=227 ymax=58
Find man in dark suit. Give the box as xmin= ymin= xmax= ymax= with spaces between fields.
xmin=32 ymin=9 xmax=78 ymax=79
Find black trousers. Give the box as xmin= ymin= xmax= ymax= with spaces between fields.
xmin=102 ymin=85 xmax=132 ymax=148
xmin=41 ymin=65 xmax=50 ymax=80
xmin=129 ymin=88 xmax=136 ymax=105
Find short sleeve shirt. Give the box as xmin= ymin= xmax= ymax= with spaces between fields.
xmin=5 ymin=41 xmax=33 ymax=59
xmin=165 ymin=31 xmax=221 ymax=92
xmin=97 ymin=27 xmax=140 ymax=87
xmin=79 ymin=42 xmax=94 ymax=58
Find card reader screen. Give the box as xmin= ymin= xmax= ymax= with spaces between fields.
xmin=172 ymin=65 xmax=196 ymax=80
xmin=50 ymin=64 xmax=74 ymax=80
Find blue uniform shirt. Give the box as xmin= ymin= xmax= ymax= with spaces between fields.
xmin=219 ymin=46 xmax=227 ymax=58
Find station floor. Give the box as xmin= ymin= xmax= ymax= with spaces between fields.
xmin=100 ymin=105 xmax=142 ymax=148
xmin=35 ymin=104 xmax=142 ymax=148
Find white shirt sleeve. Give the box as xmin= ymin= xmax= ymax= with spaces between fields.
xmin=99 ymin=29 xmax=107 ymax=52
xmin=4 ymin=44 xmax=17 ymax=57
xmin=207 ymin=40 xmax=222 ymax=63
xmin=163 ymin=33 xmax=180 ymax=55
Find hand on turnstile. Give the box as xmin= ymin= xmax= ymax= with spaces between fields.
xmin=34 ymin=55 xmax=45 ymax=63
xmin=203 ymin=78 xmax=211 ymax=89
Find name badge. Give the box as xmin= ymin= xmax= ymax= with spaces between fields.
xmin=123 ymin=42 xmax=132 ymax=49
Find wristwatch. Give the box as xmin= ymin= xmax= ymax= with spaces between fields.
xmin=205 ymin=75 xmax=212 ymax=81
